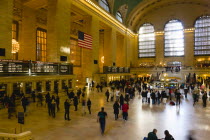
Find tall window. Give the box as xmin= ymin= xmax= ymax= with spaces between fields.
xmin=194 ymin=16 xmax=210 ymax=55
xmin=116 ymin=11 xmax=123 ymax=23
xmin=138 ymin=23 xmax=155 ymax=58
xmin=99 ymin=0 xmax=110 ymax=12
xmin=36 ymin=28 xmax=47 ymax=61
xmin=164 ymin=20 xmax=184 ymax=57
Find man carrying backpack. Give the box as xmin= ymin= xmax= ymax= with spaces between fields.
xmin=97 ymin=107 xmax=107 ymax=135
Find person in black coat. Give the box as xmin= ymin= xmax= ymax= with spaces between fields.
xmin=119 ymin=94 xmax=124 ymax=110
xmin=55 ymin=95 xmax=60 ymax=111
xmin=202 ymin=92 xmax=208 ymax=107
xmin=64 ymin=99 xmax=70 ymax=120
xmin=105 ymin=90 xmax=110 ymax=102
xmin=113 ymin=101 xmax=120 ymax=120
xmin=87 ymin=98 xmax=91 ymax=114
xmin=21 ymin=96 xmax=28 ymax=113
xmin=73 ymin=96 xmax=78 ymax=111
xmin=164 ymin=130 xmax=174 ymax=140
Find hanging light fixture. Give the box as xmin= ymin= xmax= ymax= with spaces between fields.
xmin=12 ymin=39 xmax=20 ymax=53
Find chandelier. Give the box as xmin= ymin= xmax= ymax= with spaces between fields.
xmin=12 ymin=39 xmax=20 ymax=53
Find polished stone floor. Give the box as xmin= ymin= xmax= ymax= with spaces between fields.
xmin=0 ymin=88 xmax=210 ymax=140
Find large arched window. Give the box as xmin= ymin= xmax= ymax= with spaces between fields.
xmin=116 ymin=11 xmax=123 ymax=23
xmin=164 ymin=20 xmax=184 ymax=57
xmin=138 ymin=23 xmax=155 ymax=58
xmin=99 ymin=0 xmax=110 ymax=12
xmin=194 ymin=16 xmax=210 ymax=55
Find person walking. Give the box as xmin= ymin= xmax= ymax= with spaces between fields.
xmin=51 ymin=99 xmax=56 ymax=118
xmin=97 ymin=107 xmax=107 ymax=135
xmin=113 ymin=101 xmax=120 ymax=120
xmin=105 ymin=90 xmax=110 ymax=102
xmin=202 ymin=91 xmax=208 ymax=108
xmin=175 ymin=90 xmax=181 ymax=105
xmin=147 ymin=90 xmax=151 ymax=104
xmin=55 ymin=95 xmax=60 ymax=111
xmin=21 ymin=95 xmax=28 ymax=113
xmin=164 ymin=130 xmax=174 ymax=140
xmin=73 ymin=95 xmax=78 ymax=111
xmin=119 ymin=94 xmax=124 ymax=109
xmin=64 ymin=99 xmax=70 ymax=120
xmin=81 ymin=93 xmax=86 ymax=115
xmin=122 ymin=102 xmax=129 ymax=121
xmin=87 ymin=98 xmax=91 ymax=114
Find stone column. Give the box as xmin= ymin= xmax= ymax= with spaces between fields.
xmin=47 ymin=0 xmax=71 ymax=62
xmin=0 ymin=0 xmax=13 ymax=59
xmin=90 ymin=16 xmax=100 ymax=74
xmin=32 ymin=81 xmax=36 ymax=91
xmin=7 ymin=83 xmax=13 ymax=96
xmin=42 ymin=81 xmax=46 ymax=92
xmin=58 ymin=79 xmax=62 ymax=92
xmin=22 ymin=82 xmax=26 ymax=94
xmin=20 ymin=6 xmax=36 ymax=60
xmin=184 ymin=31 xmax=194 ymax=66
xmin=66 ymin=79 xmax=69 ymax=87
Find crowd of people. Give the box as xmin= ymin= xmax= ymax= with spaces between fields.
xmin=0 ymin=78 xmax=205 ymax=139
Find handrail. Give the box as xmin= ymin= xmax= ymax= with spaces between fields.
xmin=0 ymin=131 xmax=32 ymax=140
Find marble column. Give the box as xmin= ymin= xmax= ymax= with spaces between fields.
xmin=47 ymin=0 xmax=71 ymax=62
xmin=32 ymin=81 xmax=36 ymax=91
xmin=7 ymin=83 xmax=13 ymax=96
xmin=58 ymin=79 xmax=62 ymax=92
xmin=0 ymin=0 xmax=13 ymax=59
xmin=42 ymin=81 xmax=46 ymax=92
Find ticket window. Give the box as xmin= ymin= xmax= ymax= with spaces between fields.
xmin=25 ymin=82 xmax=32 ymax=94
xmin=0 ymin=84 xmax=7 ymax=98
xmin=36 ymin=82 xmax=42 ymax=92
xmin=68 ymin=79 xmax=72 ymax=88
xmin=46 ymin=81 xmax=51 ymax=91
xmin=13 ymin=83 xmax=21 ymax=97
xmin=54 ymin=80 xmax=59 ymax=92
xmin=62 ymin=80 xmax=66 ymax=89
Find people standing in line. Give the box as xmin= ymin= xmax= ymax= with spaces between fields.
xmin=64 ymin=99 xmax=70 ymax=120
xmin=119 ymin=94 xmax=124 ymax=109
xmin=55 ymin=95 xmax=60 ymax=111
xmin=164 ymin=130 xmax=174 ymax=140
xmin=87 ymin=98 xmax=91 ymax=114
xmin=105 ymin=90 xmax=110 ymax=102
xmin=73 ymin=95 xmax=78 ymax=111
xmin=97 ymin=107 xmax=107 ymax=135
xmin=202 ymin=91 xmax=208 ymax=108
xmin=175 ymin=90 xmax=181 ymax=105
xmin=21 ymin=95 xmax=28 ymax=113
xmin=122 ymin=102 xmax=129 ymax=121
xmin=113 ymin=101 xmax=120 ymax=120
xmin=147 ymin=129 xmax=159 ymax=140
xmin=51 ymin=98 xmax=56 ymax=118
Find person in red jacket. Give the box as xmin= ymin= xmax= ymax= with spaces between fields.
xmin=122 ymin=102 xmax=129 ymax=121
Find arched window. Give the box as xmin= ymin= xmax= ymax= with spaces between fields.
xmin=116 ymin=11 xmax=123 ymax=23
xmin=99 ymin=0 xmax=110 ymax=12
xmin=138 ymin=23 xmax=155 ymax=58
xmin=164 ymin=20 xmax=184 ymax=56
xmin=194 ymin=16 xmax=210 ymax=55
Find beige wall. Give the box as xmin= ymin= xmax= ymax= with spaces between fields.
xmin=132 ymin=3 xmax=210 ymax=67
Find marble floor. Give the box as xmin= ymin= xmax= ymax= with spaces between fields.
xmin=0 ymin=89 xmax=210 ymax=140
